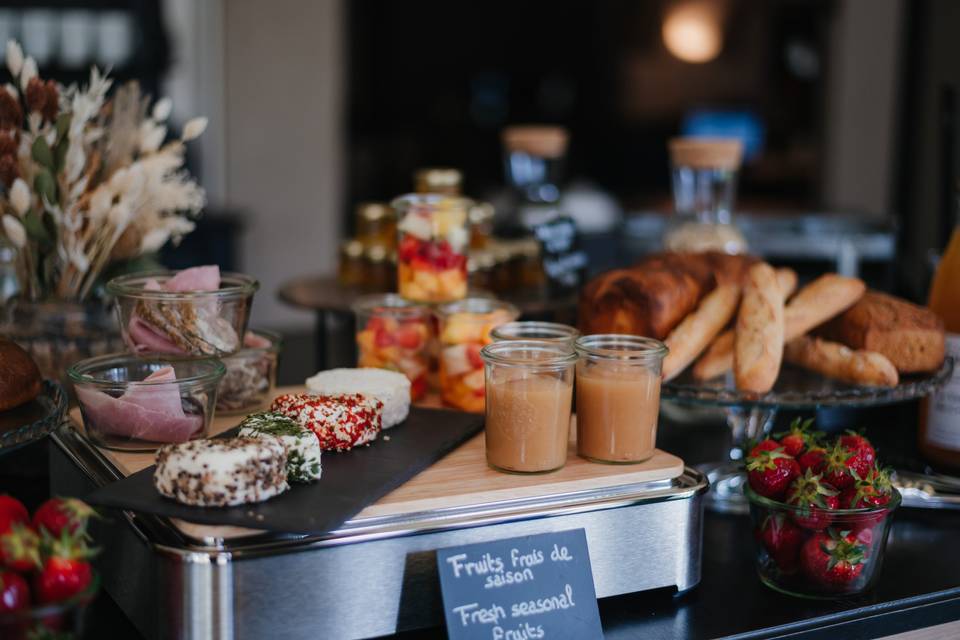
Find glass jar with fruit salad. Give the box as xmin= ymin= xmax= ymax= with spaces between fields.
xmin=392 ymin=194 xmax=472 ymax=303
xmin=436 ymin=298 xmax=520 ymax=413
xmin=352 ymin=294 xmax=433 ymax=401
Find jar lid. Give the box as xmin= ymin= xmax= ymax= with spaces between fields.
xmin=356 ymin=202 xmax=394 ymax=222
xmin=501 ymin=125 xmax=569 ymax=158
xmin=341 ymin=239 xmax=364 ymax=258
xmin=414 ymin=168 xmax=463 ymax=195
xmin=668 ymin=137 xmax=743 ymax=170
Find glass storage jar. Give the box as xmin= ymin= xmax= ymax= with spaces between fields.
xmin=393 ymin=194 xmax=471 ymax=303
xmin=574 ymin=335 xmax=668 ymax=463
xmin=481 ymin=340 xmax=577 ymax=473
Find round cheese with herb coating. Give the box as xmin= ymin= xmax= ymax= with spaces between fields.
xmin=153 ymin=438 xmax=288 ymax=507
xmin=238 ymin=412 xmax=322 ymax=483
xmin=270 ymin=393 xmax=382 ymax=451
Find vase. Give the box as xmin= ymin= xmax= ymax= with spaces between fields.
xmin=0 ymin=299 xmax=125 ymax=394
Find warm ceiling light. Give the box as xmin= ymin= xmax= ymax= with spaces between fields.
xmin=662 ymin=1 xmax=723 ymax=64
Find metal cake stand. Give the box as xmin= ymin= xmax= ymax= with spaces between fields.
xmin=662 ymin=358 xmax=955 ymax=513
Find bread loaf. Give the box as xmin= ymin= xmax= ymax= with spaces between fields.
xmin=662 ymin=283 xmax=740 ymax=381
xmin=783 ymin=274 xmax=865 ymax=338
xmin=734 ymin=263 xmax=784 ymax=393
xmin=578 ymin=252 xmax=757 ymax=340
xmin=0 ymin=339 xmax=42 ymax=411
xmin=692 ymin=267 xmax=798 ymax=380
xmin=818 ymin=291 xmax=945 ymax=373
xmin=784 ymin=336 xmax=899 ymax=387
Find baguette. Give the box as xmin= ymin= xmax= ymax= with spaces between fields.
xmin=662 ymin=283 xmax=741 ymax=381
xmin=784 ymin=336 xmax=899 ymax=387
xmin=692 ymin=268 xmax=797 ymax=380
xmin=735 ymin=263 xmax=784 ymax=393
xmin=784 ymin=274 xmax=865 ymax=338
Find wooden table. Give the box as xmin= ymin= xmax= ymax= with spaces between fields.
xmin=277 ymin=274 xmax=579 ymax=369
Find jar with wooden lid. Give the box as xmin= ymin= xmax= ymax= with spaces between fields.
xmin=664 ymin=137 xmax=748 ymax=254
xmin=355 ymin=202 xmax=396 ymax=250
xmin=414 ymin=167 xmax=463 ymax=196
xmin=338 ymin=239 xmax=366 ymax=287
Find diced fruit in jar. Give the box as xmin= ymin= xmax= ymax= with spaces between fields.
xmin=398 ymin=213 xmax=433 ymax=241
xmin=442 ymin=344 xmax=473 ymax=377
xmin=355 ymin=314 xmax=432 ymax=401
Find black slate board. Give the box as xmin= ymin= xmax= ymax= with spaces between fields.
xmin=85 ymin=406 xmax=484 ymax=536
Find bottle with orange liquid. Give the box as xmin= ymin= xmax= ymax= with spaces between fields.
xmin=919 ymin=223 xmax=960 ymax=471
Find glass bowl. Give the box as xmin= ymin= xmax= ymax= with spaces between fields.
xmin=106 ymin=271 xmax=259 ymax=357
xmin=746 ymin=485 xmax=901 ymax=598
xmin=68 ymin=354 xmax=225 ymax=451
xmin=216 ymin=329 xmax=282 ymax=415
xmin=0 ymin=574 xmax=99 ymax=640
xmin=0 ymin=380 xmax=67 ymax=453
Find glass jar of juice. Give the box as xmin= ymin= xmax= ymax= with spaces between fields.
xmin=352 ymin=294 xmax=432 ymax=400
xmin=574 ymin=334 xmax=668 ymax=463
xmin=481 ymin=340 xmax=577 ymax=473
xmin=393 ymin=194 xmax=471 ymax=303
xmin=436 ymin=298 xmax=520 ymax=412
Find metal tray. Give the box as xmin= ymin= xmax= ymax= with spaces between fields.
xmin=51 ymin=426 xmax=708 ymax=640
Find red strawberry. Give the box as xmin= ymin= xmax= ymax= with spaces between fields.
xmin=798 ymin=446 xmax=827 ymax=475
xmin=33 ymin=498 xmax=97 ymax=538
xmin=33 ymin=532 xmax=94 ymax=604
xmin=0 ymin=570 xmax=30 ymax=613
xmin=823 ymin=441 xmax=873 ymax=490
xmin=839 ymin=432 xmax=876 ymax=468
xmin=786 ymin=469 xmax=840 ymax=530
xmin=757 ymin=513 xmax=805 ymax=574
xmin=0 ymin=495 xmax=28 ymax=535
xmin=801 ymin=530 xmax=868 ymax=589
xmin=746 ymin=446 xmax=800 ymax=499
xmin=0 ymin=524 xmax=41 ymax=572
xmin=35 ymin=557 xmax=93 ymax=604
xmin=774 ymin=418 xmax=821 ymax=457
xmin=841 ymin=468 xmax=894 ymax=530
xmin=749 ymin=439 xmax=781 ymax=457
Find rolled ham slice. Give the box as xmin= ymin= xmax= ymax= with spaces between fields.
xmin=128 ymin=316 xmax=186 ymax=355
xmin=77 ymin=366 xmax=203 ymax=443
xmin=165 ymin=265 xmax=221 ymax=292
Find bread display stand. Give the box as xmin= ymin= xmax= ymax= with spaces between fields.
xmin=662 ymin=358 xmax=954 ymax=513
xmin=51 ymin=386 xmax=707 ymax=640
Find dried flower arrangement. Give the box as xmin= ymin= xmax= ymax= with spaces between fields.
xmin=0 ymin=40 xmax=206 ymax=302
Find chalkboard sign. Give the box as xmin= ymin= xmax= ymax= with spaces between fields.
xmin=532 ymin=215 xmax=587 ymax=292
xmin=436 ymin=529 xmax=603 ymax=640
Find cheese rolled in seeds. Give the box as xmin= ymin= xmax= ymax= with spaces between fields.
xmin=154 ymin=438 xmax=288 ymax=507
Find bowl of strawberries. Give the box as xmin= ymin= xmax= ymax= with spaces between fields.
xmin=0 ymin=494 xmax=99 ymax=639
xmin=745 ymin=418 xmax=900 ymax=599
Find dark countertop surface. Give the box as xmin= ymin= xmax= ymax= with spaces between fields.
xmin=2 ymin=399 xmax=958 ymax=639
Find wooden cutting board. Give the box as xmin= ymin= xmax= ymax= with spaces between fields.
xmin=71 ymin=386 xmax=684 ymax=539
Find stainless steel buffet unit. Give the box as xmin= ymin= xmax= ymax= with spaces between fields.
xmin=50 ymin=426 xmax=708 ymax=640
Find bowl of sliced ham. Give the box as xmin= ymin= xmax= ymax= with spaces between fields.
xmin=106 ymin=266 xmax=259 ymax=358
xmin=68 ymin=354 xmax=225 ymax=451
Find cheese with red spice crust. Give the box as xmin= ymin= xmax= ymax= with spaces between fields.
xmin=270 ymin=393 xmax=382 ymax=451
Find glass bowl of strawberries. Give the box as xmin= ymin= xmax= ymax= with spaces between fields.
xmin=744 ymin=419 xmax=901 ymax=599
xmin=0 ymin=495 xmax=100 ymax=639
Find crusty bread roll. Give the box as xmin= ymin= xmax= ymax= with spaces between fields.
xmin=692 ymin=268 xmax=797 ymax=381
xmin=783 ymin=274 xmax=865 ymax=339
xmin=734 ymin=263 xmax=784 ymax=393
xmin=0 ymin=339 xmax=42 ymax=412
xmin=578 ymin=252 xmax=758 ymax=340
xmin=818 ymin=291 xmax=945 ymax=373
xmin=784 ymin=336 xmax=899 ymax=387
xmin=662 ymin=283 xmax=741 ymax=381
